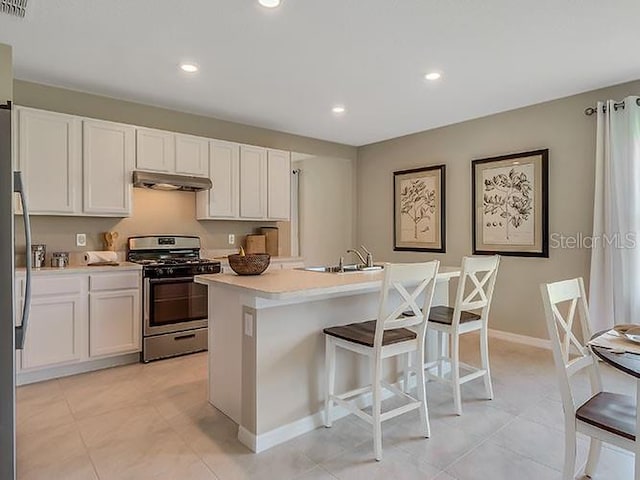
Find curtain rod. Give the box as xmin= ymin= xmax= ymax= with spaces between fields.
xmin=584 ymin=98 xmax=640 ymax=116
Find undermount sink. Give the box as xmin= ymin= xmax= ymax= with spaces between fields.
xmin=299 ymin=264 xmax=384 ymax=274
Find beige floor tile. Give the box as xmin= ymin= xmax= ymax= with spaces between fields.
xmin=153 ymin=378 xmax=209 ymax=420
xmin=293 ymin=417 xmax=371 ymax=464
xmin=321 ymin=443 xmax=442 ymax=480
xmin=293 ymin=466 xmax=339 ymax=480
xmin=165 ymin=402 xmax=240 ymax=451
xmin=445 ymin=441 xmax=562 ymax=480
xmin=77 ymin=404 xmax=171 ymax=449
xmin=16 ymin=396 xmax=75 ymax=435
xmin=16 ymin=379 xmax=64 ymax=406
xmin=87 ymin=427 xmax=202 ymax=480
xmin=63 ymin=377 xmax=150 ymax=420
xmin=16 ymin=423 xmax=98 ymax=480
xmin=490 ymin=416 xmax=590 ymax=471
xmin=200 ymin=438 xmax=316 ymax=480
xmin=389 ymin=417 xmax=485 ymax=470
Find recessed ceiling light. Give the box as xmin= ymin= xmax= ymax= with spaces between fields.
xmin=258 ymin=0 xmax=281 ymax=7
xmin=180 ymin=63 xmax=199 ymax=73
xmin=425 ymin=72 xmax=441 ymax=81
xmin=332 ymin=105 xmax=346 ymax=114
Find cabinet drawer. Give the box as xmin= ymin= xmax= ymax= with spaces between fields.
xmin=90 ymin=272 xmax=140 ymax=292
xmin=19 ymin=276 xmax=86 ymax=297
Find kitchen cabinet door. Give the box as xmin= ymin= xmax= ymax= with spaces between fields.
xmin=197 ymin=140 xmax=240 ymax=219
xmin=136 ymin=127 xmax=175 ymax=172
xmin=89 ymin=289 xmax=141 ymax=357
xmin=21 ymin=294 xmax=85 ymax=370
xmin=16 ymin=107 xmax=82 ymax=215
xmin=267 ymin=149 xmax=291 ymax=220
xmin=239 ymin=145 xmax=268 ymax=219
xmin=83 ymin=120 xmax=135 ymax=216
xmin=175 ymin=133 xmax=209 ymax=176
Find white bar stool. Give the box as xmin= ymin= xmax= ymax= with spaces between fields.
xmin=323 ymin=260 xmax=440 ymax=461
xmin=424 ymin=255 xmax=500 ymax=415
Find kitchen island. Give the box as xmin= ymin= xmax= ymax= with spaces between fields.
xmin=195 ymin=266 xmax=460 ymax=452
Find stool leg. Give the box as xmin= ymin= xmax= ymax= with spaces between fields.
xmin=416 ymin=343 xmax=430 ymax=438
xmin=584 ymin=438 xmax=601 ymax=478
xmin=563 ymin=421 xmax=577 ymax=480
xmin=451 ymin=333 xmax=462 ymax=416
xmin=480 ymin=325 xmax=494 ymax=400
xmin=403 ymin=352 xmax=411 ymax=393
xmin=324 ymin=336 xmax=336 ymax=428
xmin=436 ymin=331 xmax=444 ymax=379
xmin=372 ymin=357 xmax=383 ymax=461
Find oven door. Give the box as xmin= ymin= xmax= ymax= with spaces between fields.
xmin=144 ymin=276 xmax=208 ymax=336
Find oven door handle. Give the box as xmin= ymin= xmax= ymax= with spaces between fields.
xmin=146 ymin=276 xmax=195 ymax=284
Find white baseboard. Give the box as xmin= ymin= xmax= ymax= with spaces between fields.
xmin=237 ymin=384 xmax=401 ymax=453
xmin=488 ymin=328 xmax=551 ymax=350
xmin=16 ymin=353 xmax=140 ymax=386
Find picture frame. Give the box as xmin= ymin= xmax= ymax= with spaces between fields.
xmin=393 ymin=164 xmax=446 ymax=253
xmin=472 ymin=149 xmax=549 ymax=257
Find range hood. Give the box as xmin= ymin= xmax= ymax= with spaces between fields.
xmin=132 ymin=171 xmax=212 ymax=192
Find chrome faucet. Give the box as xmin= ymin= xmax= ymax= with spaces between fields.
xmin=347 ymin=245 xmax=374 ymax=268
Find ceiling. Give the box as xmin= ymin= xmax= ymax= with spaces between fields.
xmin=1 ymin=1 xmax=639 ymax=146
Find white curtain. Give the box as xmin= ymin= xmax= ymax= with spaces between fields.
xmin=589 ymin=96 xmax=640 ymax=331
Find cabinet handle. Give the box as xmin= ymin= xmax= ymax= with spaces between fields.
xmin=174 ymin=333 xmax=196 ymax=341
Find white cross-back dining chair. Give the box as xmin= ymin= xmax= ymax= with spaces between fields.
xmin=323 ymin=260 xmax=440 ymax=461
xmin=541 ymin=277 xmax=637 ymax=480
xmin=424 ymin=255 xmax=500 ymax=415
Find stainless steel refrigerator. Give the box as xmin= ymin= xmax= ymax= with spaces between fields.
xmin=1 ymin=65 xmax=33 ymax=480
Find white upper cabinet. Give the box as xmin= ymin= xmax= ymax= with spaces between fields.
xmin=267 ymin=149 xmax=291 ymax=220
xmin=175 ymin=134 xmax=209 ymax=177
xmin=16 ymin=107 xmax=82 ymax=215
xmin=136 ymin=127 xmax=175 ymax=172
xmin=83 ymin=120 xmax=135 ymax=216
xmin=239 ymin=145 xmax=268 ymax=219
xmin=197 ymin=140 xmax=239 ymax=219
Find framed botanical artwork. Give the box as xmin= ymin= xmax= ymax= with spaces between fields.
xmin=472 ymin=149 xmax=549 ymax=257
xmin=393 ymin=165 xmax=446 ymax=253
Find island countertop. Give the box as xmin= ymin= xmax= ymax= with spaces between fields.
xmin=195 ymin=265 xmax=460 ymax=301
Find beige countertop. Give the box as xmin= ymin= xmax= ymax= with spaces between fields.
xmin=195 ymin=265 xmax=460 ymax=301
xmin=16 ymin=262 xmax=142 ymax=275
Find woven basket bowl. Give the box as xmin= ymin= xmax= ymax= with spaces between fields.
xmin=227 ymin=253 xmax=271 ymax=276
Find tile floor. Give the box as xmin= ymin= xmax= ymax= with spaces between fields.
xmin=16 ymin=334 xmax=636 ymax=480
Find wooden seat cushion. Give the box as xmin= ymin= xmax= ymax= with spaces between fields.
xmin=323 ymin=320 xmax=416 ymax=347
xmin=428 ymin=306 xmax=481 ymax=325
xmin=576 ymin=392 xmax=636 ymax=441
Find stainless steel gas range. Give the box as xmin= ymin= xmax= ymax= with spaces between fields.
xmin=127 ymin=235 xmax=221 ymax=362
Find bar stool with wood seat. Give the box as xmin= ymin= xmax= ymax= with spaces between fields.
xmin=323 ymin=260 xmax=440 ymax=461
xmin=541 ymin=277 xmax=637 ymax=480
xmin=424 ymin=255 xmax=500 ymax=416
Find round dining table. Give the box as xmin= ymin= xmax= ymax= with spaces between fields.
xmin=590 ymin=331 xmax=640 ymax=480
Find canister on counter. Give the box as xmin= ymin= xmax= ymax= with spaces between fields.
xmin=51 ymin=252 xmax=69 ymax=268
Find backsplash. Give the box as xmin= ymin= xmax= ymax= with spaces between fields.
xmin=14 ymin=188 xmax=288 ymax=265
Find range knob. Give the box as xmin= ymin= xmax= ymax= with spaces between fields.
xmin=166 ymin=267 xmax=175 ymax=275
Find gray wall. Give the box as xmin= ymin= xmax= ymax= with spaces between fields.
xmin=0 ymin=44 xmax=11 ymax=102
xmin=357 ymin=79 xmax=640 ymax=340
xmin=12 ymin=80 xmax=357 ymax=254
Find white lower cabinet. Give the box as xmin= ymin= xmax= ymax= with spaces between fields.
xmin=21 ymin=294 xmax=85 ymax=370
xmin=16 ymin=270 xmax=142 ymax=379
xmin=89 ymin=289 xmax=140 ymax=357
xmin=19 ymin=274 xmax=87 ymax=371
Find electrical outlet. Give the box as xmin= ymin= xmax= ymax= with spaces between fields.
xmin=228 ymin=234 xmax=235 ymax=245
xmin=76 ymin=233 xmax=87 ymax=247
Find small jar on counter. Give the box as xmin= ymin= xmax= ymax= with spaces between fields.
xmin=51 ymin=252 xmax=69 ymax=268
